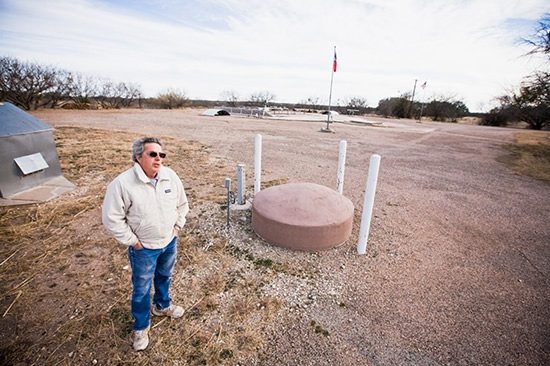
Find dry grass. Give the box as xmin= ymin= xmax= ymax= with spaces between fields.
xmin=500 ymin=131 xmax=550 ymax=183
xmin=456 ymin=116 xmax=481 ymax=125
xmin=0 ymin=127 xmax=287 ymax=365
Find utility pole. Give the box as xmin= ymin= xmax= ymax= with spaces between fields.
xmin=408 ymin=79 xmax=418 ymax=119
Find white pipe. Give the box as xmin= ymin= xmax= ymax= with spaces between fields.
xmin=254 ymin=134 xmax=262 ymax=194
xmin=236 ymin=163 xmax=245 ymax=205
xmin=357 ymin=154 xmax=381 ymax=255
xmin=337 ymin=140 xmax=347 ymax=194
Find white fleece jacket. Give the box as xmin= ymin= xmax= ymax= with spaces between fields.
xmin=102 ymin=163 xmax=189 ymax=249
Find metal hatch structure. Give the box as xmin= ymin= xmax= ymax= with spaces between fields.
xmin=0 ymin=102 xmax=75 ymax=205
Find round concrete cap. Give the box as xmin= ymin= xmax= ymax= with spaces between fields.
xmin=251 ymin=183 xmax=354 ymax=251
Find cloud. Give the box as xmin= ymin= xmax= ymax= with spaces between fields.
xmin=0 ymin=0 xmax=547 ymax=111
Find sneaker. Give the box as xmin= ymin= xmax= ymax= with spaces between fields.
xmin=132 ymin=326 xmax=150 ymax=351
xmin=152 ymin=304 xmax=184 ymax=318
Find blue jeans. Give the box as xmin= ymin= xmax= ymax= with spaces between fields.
xmin=128 ymin=237 xmax=177 ymax=330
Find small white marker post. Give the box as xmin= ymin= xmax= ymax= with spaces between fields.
xmin=254 ymin=134 xmax=262 ymax=195
xmin=337 ymin=140 xmax=347 ymax=194
xmin=357 ymin=154 xmax=381 ymax=255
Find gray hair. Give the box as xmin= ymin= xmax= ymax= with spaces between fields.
xmin=132 ymin=137 xmax=162 ymax=162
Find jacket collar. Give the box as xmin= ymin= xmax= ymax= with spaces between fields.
xmin=133 ymin=162 xmax=169 ymax=184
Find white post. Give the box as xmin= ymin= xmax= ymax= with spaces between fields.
xmin=337 ymin=140 xmax=347 ymax=194
xmin=357 ymin=154 xmax=381 ymax=255
xmin=254 ymin=134 xmax=262 ymax=194
xmin=236 ymin=163 xmax=245 ymax=205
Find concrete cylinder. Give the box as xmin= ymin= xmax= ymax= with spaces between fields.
xmin=252 ymin=182 xmax=354 ymax=251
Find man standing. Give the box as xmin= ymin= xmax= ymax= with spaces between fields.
xmin=102 ymin=137 xmax=189 ymax=351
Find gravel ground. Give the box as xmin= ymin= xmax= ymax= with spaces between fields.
xmin=33 ymin=108 xmax=550 ymax=366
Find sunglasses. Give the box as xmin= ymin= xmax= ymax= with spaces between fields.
xmin=146 ymin=151 xmax=166 ymax=159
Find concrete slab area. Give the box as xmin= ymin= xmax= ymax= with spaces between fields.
xmin=0 ymin=176 xmax=76 ymax=206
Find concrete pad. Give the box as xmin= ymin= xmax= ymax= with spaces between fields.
xmin=251 ymin=182 xmax=354 ymax=251
xmin=349 ymin=118 xmax=384 ymax=126
xmin=0 ymin=176 xmax=76 ymax=206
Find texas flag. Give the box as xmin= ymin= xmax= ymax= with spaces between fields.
xmin=333 ymin=49 xmax=337 ymax=72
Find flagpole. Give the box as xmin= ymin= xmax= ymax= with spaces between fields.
xmin=323 ymin=46 xmax=336 ymax=132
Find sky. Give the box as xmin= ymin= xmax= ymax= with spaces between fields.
xmin=0 ymin=0 xmax=548 ymax=112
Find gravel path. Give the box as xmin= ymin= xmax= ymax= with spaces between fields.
xmin=34 ymin=108 xmax=550 ymax=365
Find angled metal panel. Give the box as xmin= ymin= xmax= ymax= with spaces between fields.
xmin=0 ymin=102 xmax=53 ymax=137
xmin=14 ymin=152 xmax=49 ymax=175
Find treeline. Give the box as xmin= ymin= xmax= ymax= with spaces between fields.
xmin=0 ymin=53 xmax=495 ymax=126
xmin=290 ymin=94 xmax=470 ymax=122
xmin=376 ymin=95 xmax=469 ymax=122
xmin=0 ymin=55 xmax=467 ymax=122
xmin=0 ymin=56 xmax=145 ymax=110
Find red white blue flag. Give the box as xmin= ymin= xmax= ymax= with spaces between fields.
xmin=333 ymin=49 xmax=337 ymax=72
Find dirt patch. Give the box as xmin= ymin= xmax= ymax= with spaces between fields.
xmin=0 ymin=109 xmax=549 ymax=366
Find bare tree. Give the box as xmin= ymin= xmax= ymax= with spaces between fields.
xmin=301 ymin=96 xmax=320 ymax=110
xmin=1 ymin=56 xmax=144 ymax=110
xmin=511 ymin=72 xmax=550 ymax=130
xmin=220 ymin=90 xmax=239 ymax=106
xmin=491 ymin=13 xmax=550 ymax=129
xmin=97 ymin=81 xmax=142 ymax=109
xmin=68 ymin=73 xmax=99 ymax=108
xmin=44 ymin=69 xmax=74 ymax=108
xmin=345 ymin=97 xmax=368 ymax=109
xmin=156 ymin=88 xmax=189 ymax=109
xmin=342 ymin=96 xmax=368 ymax=114
xmin=123 ymin=83 xmax=143 ymax=108
xmin=98 ymin=80 xmax=115 ymax=108
xmin=0 ymin=56 xmax=58 ymax=110
xmin=523 ymin=13 xmax=550 ymax=60
xmin=249 ymin=91 xmax=275 ymax=106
